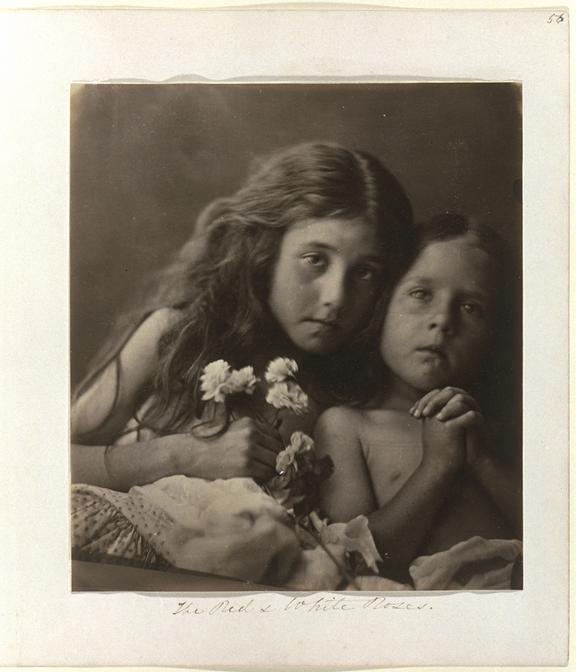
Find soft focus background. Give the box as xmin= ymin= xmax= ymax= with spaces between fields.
xmin=70 ymin=83 xmax=522 ymax=386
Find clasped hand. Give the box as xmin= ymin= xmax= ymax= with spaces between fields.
xmin=410 ymin=387 xmax=484 ymax=469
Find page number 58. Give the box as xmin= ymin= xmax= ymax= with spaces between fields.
xmin=547 ymin=12 xmax=566 ymax=23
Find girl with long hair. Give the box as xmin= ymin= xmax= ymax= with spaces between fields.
xmin=71 ymin=142 xmax=414 ymax=575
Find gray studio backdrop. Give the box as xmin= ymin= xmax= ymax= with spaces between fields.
xmin=70 ymin=82 xmax=521 ymax=387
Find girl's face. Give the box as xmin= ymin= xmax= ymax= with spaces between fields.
xmin=268 ymin=217 xmax=384 ymax=355
xmin=380 ymin=235 xmax=496 ymax=397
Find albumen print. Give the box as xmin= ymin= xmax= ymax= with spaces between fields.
xmin=70 ymin=82 xmax=523 ymax=592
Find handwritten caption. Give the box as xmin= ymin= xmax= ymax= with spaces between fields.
xmin=172 ymin=595 xmax=433 ymax=617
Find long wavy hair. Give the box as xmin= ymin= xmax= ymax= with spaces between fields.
xmin=80 ymin=142 xmax=415 ymax=433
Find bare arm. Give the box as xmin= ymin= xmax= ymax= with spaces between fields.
xmin=315 ymin=407 xmax=377 ymax=522
xmin=367 ymin=418 xmax=464 ymax=566
xmin=71 ymin=437 xmax=186 ymax=491
xmin=71 ymin=423 xmax=282 ymax=491
xmin=316 ymin=407 xmax=465 ymax=567
xmin=71 ymin=308 xmax=184 ymax=488
xmin=71 ymin=309 xmax=283 ymax=490
xmin=411 ymin=387 xmax=522 ymax=537
xmin=71 ymin=308 xmax=179 ymax=445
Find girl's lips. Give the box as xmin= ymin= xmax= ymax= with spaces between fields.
xmin=416 ymin=345 xmax=446 ymax=358
xmin=306 ymin=319 xmax=340 ymax=330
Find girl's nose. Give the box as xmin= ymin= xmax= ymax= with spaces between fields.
xmin=320 ymin=267 xmax=346 ymax=311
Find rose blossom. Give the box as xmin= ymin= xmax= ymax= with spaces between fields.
xmin=288 ymin=431 xmax=314 ymax=454
xmin=223 ymin=366 xmax=259 ymax=396
xmin=199 ymin=360 xmax=232 ymax=403
xmin=264 ymin=357 xmax=299 ymax=384
xmin=276 ymin=446 xmax=299 ymax=474
xmin=266 ymin=381 xmax=308 ymax=415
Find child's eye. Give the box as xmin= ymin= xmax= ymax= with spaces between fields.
xmin=302 ymin=253 xmax=327 ymax=269
xmin=461 ymin=301 xmax=483 ymax=316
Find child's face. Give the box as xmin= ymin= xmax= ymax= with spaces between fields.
xmin=380 ymin=236 xmax=496 ymax=395
xmin=269 ymin=217 xmax=384 ymax=355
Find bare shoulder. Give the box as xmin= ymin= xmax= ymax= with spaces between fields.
xmin=110 ymin=306 xmax=185 ymax=390
xmin=138 ymin=306 xmax=183 ymax=338
xmin=315 ymin=405 xmax=365 ymax=434
xmin=318 ymin=402 xmax=400 ymax=432
xmin=123 ymin=307 xmax=183 ymax=355
xmin=71 ymin=307 xmax=185 ymax=442
xmin=314 ymin=406 xmax=367 ymax=459
xmin=359 ymin=403 xmax=411 ymax=431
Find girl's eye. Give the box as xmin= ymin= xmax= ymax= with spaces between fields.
xmin=409 ymin=288 xmax=429 ymax=300
xmin=302 ymin=253 xmax=326 ymax=268
xmin=355 ymin=266 xmax=379 ymax=283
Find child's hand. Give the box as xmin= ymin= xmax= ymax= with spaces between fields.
xmin=410 ymin=386 xmax=483 ymax=431
xmin=411 ymin=387 xmax=485 ymax=468
xmin=421 ymin=416 xmax=466 ymax=471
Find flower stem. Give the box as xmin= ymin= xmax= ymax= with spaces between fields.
xmin=273 ymin=409 xmax=282 ymax=430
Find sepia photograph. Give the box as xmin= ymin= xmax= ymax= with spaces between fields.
xmin=1 ymin=5 xmax=569 ymax=667
xmin=70 ymin=82 xmax=523 ymax=592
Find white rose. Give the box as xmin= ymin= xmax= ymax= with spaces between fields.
xmin=265 ymin=381 xmax=309 ymax=415
xmin=264 ymin=357 xmax=299 ymax=384
xmin=223 ymin=366 xmax=259 ymax=396
xmin=288 ymin=431 xmax=314 ymax=454
xmin=276 ymin=446 xmax=299 ymax=474
xmin=199 ymin=359 xmax=232 ymax=403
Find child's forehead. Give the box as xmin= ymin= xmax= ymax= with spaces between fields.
xmin=416 ymin=236 xmax=492 ymax=265
xmin=406 ymin=238 xmax=498 ymax=289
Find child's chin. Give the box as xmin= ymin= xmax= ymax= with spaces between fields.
xmin=414 ymin=375 xmax=453 ymax=393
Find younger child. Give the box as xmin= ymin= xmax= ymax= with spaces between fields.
xmin=316 ymin=214 xmax=522 ymax=589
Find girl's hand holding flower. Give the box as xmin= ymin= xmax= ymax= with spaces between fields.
xmin=194 ymin=417 xmax=283 ymax=482
xmin=195 ymin=359 xmax=282 ymax=480
xmin=197 ymin=357 xmax=332 ymax=522
xmin=198 ymin=358 xmax=332 ymax=523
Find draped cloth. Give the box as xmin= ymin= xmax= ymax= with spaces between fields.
xmin=409 ymin=536 xmax=523 ymax=590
